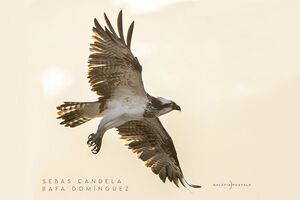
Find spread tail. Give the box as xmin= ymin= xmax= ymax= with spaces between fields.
xmin=57 ymin=101 xmax=101 ymax=128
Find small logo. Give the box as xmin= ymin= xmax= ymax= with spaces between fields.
xmin=213 ymin=180 xmax=251 ymax=190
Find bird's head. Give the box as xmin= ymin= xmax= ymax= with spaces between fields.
xmin=155 ymin=97 xmax=181 ymax=116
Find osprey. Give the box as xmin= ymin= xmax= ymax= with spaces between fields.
xmin=57 ymin=10 xmax=200 ymax=188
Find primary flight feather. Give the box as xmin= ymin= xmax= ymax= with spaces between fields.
xmin=57 ymin=10 xmax=200 ymax=188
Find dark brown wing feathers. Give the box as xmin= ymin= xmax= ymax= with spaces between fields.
xmin=117 ymin=10 xmax=125 ymax=43
xmin=126 ymin=21 xmax=134 ymax=49
xmin=117 ymin=118 xmax=200 ymax=188
xmin=88 ymin=10 xmax=144 ymax=98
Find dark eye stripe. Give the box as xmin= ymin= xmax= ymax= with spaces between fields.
xmin=162 ymin=103 xmax=172 ymax=108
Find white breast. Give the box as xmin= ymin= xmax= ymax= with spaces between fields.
xmin=107 ymin=88 xmax=148 ymax=119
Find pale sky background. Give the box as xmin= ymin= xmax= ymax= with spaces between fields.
xmin=1 ymin=0 xmax=300 ymax=199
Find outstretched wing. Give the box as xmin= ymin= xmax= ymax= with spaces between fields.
xmin=88 ymin=10 xmax=146 ymax=98
xmin=117 ymin=117 xmax=200 ymax=188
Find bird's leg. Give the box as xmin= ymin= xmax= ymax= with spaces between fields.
xmin=87 ymin=116 xmax=110 ymax=154
xmin=87 ymin=113 xmax=127 ymax=154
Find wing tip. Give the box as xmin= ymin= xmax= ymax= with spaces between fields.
xmin=126 ymin=21 xmax=135 ymax=49
xmin=117 ymin=9 xmax=125 ymax=43
xmin=94 ymin=10 xmax=135 ymax=50
xmin=103 ymin=12 xmax=118 ymax=37
xmin=182 ymin=177 xmax=201 ymax=188
xmin=94 ymin=18 xmax=100 ymax=27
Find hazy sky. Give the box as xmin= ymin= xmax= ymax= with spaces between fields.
xmin=1 ymin=0 xmax=300 ymax=199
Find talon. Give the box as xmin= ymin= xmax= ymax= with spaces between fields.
xmin=87 ymin=133 xmax=102 ymax=154
xmin=92 ymin=146 xmax=99 ymax=154
xmin=88 ymin=133 xmax=95 ymax=140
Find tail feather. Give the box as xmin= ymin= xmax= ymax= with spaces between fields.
xmin=57 ymin=102 xmax=100 ymax=128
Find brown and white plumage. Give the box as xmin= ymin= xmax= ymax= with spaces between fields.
xmin=57 ymin=101 xmax=103 ymax=127
xmin=117 ymin=117 xmax=200 ymax=188
xmin=88 ymin=10 xmax=146 ymax=98
xmin=57 ymin=10 xmax=200 ymax=189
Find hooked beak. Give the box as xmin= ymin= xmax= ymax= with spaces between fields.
xmin=173 ymin=104 xmax=181 ymax=111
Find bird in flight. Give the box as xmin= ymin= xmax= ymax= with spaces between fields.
xmin=57 ymin=10 xmax=200 ymax=188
